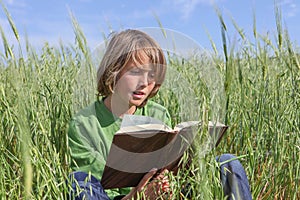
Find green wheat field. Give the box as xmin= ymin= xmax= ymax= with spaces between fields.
xmin=0 ymin=4 xmax=299 ymax=200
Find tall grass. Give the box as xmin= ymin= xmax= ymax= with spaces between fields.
xmin=0 ymin=4 xmax=299 ymax=200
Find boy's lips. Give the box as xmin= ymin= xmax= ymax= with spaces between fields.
xmin=132 ymin=91 xmax=146 ymax=99
xmin=133 ymin=91 xmax=145 ymax=95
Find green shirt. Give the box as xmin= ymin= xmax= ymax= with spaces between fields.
xmin=68 ymin=99 xmax=171 ymax=199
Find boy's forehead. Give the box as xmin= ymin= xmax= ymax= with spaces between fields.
xmin=133 ymin=50 xmax=151 ymax=63
xmin=129 ymin=51 xmax=152 ymax=67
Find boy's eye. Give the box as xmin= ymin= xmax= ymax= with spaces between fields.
xmin=128 ymin=67 xmax=156 ymax=82
xmin=129 ymin=68 xmax=141 ymax=74
xmin=149 ymin=71 xmax=155 ymax=78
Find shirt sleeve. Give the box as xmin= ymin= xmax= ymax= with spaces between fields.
xmin=68 ymin=119 xmax=106 ymax=180
xmin=68 ymin=119 xmax=130 ymax=199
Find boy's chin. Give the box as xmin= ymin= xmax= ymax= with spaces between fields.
xmin=129 ymin=99 xmax=145 ymax=107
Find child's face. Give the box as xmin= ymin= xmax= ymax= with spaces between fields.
xmin=113 ymin=57 xmax=156 ymax=107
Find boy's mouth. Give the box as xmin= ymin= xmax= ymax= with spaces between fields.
xmin=132 ymin=91 xmax=146 ymax=99
xmin=133 ymin=91 xmax=145 ymax=95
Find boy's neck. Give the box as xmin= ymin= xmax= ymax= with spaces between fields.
xmin=103 ymin=96 xmax=136 ymax=118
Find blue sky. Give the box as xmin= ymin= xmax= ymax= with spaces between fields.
xmin=0 ymin=0 xmax=299 ymax=53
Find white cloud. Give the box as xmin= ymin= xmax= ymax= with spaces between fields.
xmin=1 ymin=0 xmax=28 ymax=21
xmin=175 ymin=0 xmax=200 ymax=19
xmin=3 ymin=0 xmax=27 ymax=8
xmin=277 ymin=0 xmax=298 ymax=18
xmin=173 ymin=0 xmax=204 ymax=19
xmin=4 ymin=0 xmax=14 ymax=5
xmin=162 ymin=0 xmax=220 ymax=20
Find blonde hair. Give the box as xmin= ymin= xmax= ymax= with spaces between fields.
xmin=97 ymin=29 xmax=167 ymax=107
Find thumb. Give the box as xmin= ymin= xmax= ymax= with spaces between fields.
xmin=137 ymin=168 xmax=158 ymax=189
xmin=124 ymin=168 xmax=158 ymax=200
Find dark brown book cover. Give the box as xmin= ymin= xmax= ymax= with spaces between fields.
xmin=100 ymin=116 xmax=227 ymax=189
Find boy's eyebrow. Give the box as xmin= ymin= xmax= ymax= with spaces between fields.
xmin=130 ymin=63 xmax=155 ymax=71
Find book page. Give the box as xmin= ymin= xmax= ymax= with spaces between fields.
xmin=121 ymin=114 xmax=165 ymax=127
xmin=208 ymin=121 xmax=228 ymax=147
xmin=116 ymin=124 xmax=172 ymax=134
xmin=117 ymin=114 xmax=172 ymax=134
xmin=174 ymin=121 xmax=201 ymax=131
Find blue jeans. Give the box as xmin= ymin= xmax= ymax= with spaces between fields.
xmin=67 ymin=172 xmax=110 ymax=200
xmin=217 ymin=154 xmax=252 ymax=200
xmin=68 ymin=154 xmax=252 ymax=200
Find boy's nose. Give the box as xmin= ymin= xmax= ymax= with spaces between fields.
xmin=139 ymin=72 xmax=155 ymax=87
xmin=139 ymin=73 xmax=149 ymax=86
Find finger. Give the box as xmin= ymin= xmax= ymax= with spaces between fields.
xmin=161 ymin=177 xmax=170 ymax=188
xmin=162 ymin=182 xmax=170 ymax=192
xmin=137 ymin=168 xmax=158 ymax=189
xmin=158 ymin=169 xmax=169 ymax=177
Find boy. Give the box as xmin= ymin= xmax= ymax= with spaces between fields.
xmin=68 ymin=29 xmax=252 ymax=200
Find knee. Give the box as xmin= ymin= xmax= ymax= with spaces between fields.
xmin=216 ymin=155 xmax=252 ymax=200
xmin=216 ymin=154 xmax=245 ymax=173
xmin=66 ymin=171 xmax=109 ymax=200
xmin=68 ymin=171 xmax=99 ymax=184
xmin=216 ymin=153 xmax=237 ymax=163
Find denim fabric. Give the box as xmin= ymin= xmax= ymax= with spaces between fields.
xmin=67 ymin=171 xmax=110 ymax=200
xmin=217 ymin=154 xmax=252 ymax=200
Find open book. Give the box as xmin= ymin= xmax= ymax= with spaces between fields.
xmin=101 ymin=115 xmax=228 ymax=189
